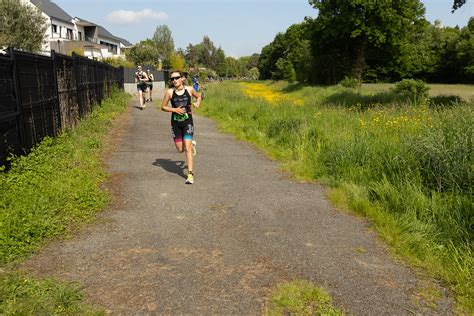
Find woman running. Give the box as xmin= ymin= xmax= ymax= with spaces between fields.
xmin=161 ymin=71 xmax=202 ymax=184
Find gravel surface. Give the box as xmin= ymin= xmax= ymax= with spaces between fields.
xmin=22 ymin=99 xmax=453 ymax=315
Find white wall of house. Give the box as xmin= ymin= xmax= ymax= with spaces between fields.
xmin=98 ymin=37 xmax=121 ymax=58
xmin=22 ymin=0 xmax=129 ymax=58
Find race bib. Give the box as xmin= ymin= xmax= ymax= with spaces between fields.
xmin=173 ymin=113 xmax=189 ymax=122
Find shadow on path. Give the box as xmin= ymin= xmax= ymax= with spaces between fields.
xmin=152 ymin=158 xmax=186 ymax=178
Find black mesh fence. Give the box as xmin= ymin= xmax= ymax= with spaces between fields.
xmin=0 ymin=48 xmax=124 ymax=168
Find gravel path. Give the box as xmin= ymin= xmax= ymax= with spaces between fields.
xmin=23 ymin=99 xmax=452 ymax=315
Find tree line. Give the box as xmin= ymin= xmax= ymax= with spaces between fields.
xmin=126 ymin=0 xmax=472 ymax=84
xmin=259 ymin=0 xmax=474 ymax=84
xmin=1 ymin=0 xmax=471 ymax=84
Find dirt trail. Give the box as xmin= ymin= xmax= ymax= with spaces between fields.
xmin=23 ymin=99 xmax=452 ymax=314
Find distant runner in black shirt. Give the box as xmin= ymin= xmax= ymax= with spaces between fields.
xmin=134 ymin=65 xmax=148 ymax=109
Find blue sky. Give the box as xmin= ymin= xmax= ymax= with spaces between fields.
xmin=53 ymin=0 xmax=473 ymax=57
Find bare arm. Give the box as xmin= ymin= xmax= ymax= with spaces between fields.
xmin=189 ymin=87 xmax=202 ymax=108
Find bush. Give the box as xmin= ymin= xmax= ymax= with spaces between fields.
xmin=430 ymin=95 xmax=464 ymax=108
xmin=339 ymin=76 xmax=360 ymax=88
xmin=393 ymin=79 xmax=430 ymax=100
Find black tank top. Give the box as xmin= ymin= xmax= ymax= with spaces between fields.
xmin=136 ymin=71 xmax=146 ymax=81
xmin=170 ymin=88 xmax=192 ymax=114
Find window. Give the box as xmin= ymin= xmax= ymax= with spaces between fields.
xmin=66 ymin=28 xmax=73 ymax=40
xmin=52 ymin=24 xmax=57 ymax=34
xmin=78 ymin=31 xmax=82 ymax=41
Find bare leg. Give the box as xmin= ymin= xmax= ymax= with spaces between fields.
xmin=183 ymin=140 xmax=193 ymax=173
xmin=174 ymin=141 xmax=184 ymax=153
xmin=138 ymin=90 xmax=144 ymax=108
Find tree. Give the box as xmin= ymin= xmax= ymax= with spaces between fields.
xmin=169 ymin=52 xmax=185 ymax=71
xmin=152 ymin=25 xmax=174 ymax=62
xmin=126 ymin=39 xmax=160 ymax=66
xmin=272 ymin=58 xmax=296 ymax=82
xmin=309 ymin=0 xmax=425 ymax=84
xmin=0 ymin=0 xmax=47 ymax=52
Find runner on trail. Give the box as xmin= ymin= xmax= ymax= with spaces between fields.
xmin=193 ymin=75 xmax=205 ymax=99
xmin=135 ymin=65 xmax=148 ymax=109
xmin=161 ymin=71 xmax=202 ymax=184
xmin=146 ymin=69 xmax=154 ymax=102
xmin=193 ymin=76 xmax=200 ymax=92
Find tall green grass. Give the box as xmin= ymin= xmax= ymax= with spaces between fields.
xmin=198 ymin=81 xmax=473 ymax=312
xmin=0 ymin=90 xmax=129 ymax=314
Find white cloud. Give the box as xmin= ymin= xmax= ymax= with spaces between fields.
xmin=106 ymin=9 xmax=168 ymax=25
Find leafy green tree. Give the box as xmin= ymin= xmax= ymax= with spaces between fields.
xmin=223 ymin=57 xmax=239 ymax=78
xmin=125 ymin=39 xmax=160 ymax=66
xmin=0 ymin=0 xmax=47 ymax=52
xmin=248 ymin=67 xmax=260 ymax=80
xmin=309 ymin=0 xmax=425 ymax=84
xmin=258 ymin=32 xmax=286 ymax=80
xmin=169 ymin=52 xmax=185 ymax=71
xmin=258 ymin=21 xmax=313 ymax=83
xmin=214 ymin=47 xmax=226 ymax=77
xmin=272 ymin=58 xmax=296 ymax=82
xmin=152 ymin=25 xmax=174 ymax=63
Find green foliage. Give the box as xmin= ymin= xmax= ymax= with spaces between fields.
xmin=0 ymin=90 xmax=130 ymax=264
xmin=125 ymin=39 xmax=161 ymax=67
xmin=0 ymin=0 xmax=47 ymax=52
xmin=266 ymin=280 xmax=343 ymax=315
xmin=248 ymin=67 xmax=260 ymax=80
xmin=0 ymin=272 xmax=102 ymax=315
xmin=169 ymin=52 xmax=185 ymax=71
xmin=152 ymin=25 xmax=174 ymax=63
xmin=429 ymin=95 xmax=465 ymax=108
xmin=102 ymin=56 xmax=134 ymax=68
xmin=259 ymin=21 xmax=313 ymax=82
xmin=272 ymin=58 xmax=296 ymax=82
xmin=185 ymin=36 xmax=223 ymax=71
xmin=393 ymin=79 xmax=430 ymax=100
xmin=199 ymin=81 xmax=474 ymax=313
xmin=339 ymin=76 xmax=360 ymax=88
xmin=308 ymin=0 xmax=426 ymax=83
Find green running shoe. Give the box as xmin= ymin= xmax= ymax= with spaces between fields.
xmin=185 ymin=173 xmax=194 ymax=184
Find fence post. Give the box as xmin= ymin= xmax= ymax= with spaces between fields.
xmin=50 ymin=50 xmax=62 ymax=133
xmin=119 ymin=66 xmax=124 ymax=90
xmin=72 ymin=52 xmax=82 ymax=118
xmin=9 ymin=47 xmax=27 ymax=154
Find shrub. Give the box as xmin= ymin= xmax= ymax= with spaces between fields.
xmin=339 ymin=76 xmax=360 ymax=88
xmin=430 ymin=95 xmax=464 ymax=108
xmin=393 ymin=79 xmax=430 ymax=100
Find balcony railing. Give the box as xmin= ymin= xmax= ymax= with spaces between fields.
xmin=85 ymin=36 xmax=99 ymax=44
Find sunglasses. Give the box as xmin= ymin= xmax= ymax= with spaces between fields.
xmin=170 ymin=76 xmax=181 ymax=81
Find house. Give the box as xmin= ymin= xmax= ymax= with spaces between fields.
xmin=25 ymin=0 xmax=132 ymax=59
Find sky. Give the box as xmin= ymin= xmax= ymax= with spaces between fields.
xmin=51 ymin=0 xmax=473 ymax=58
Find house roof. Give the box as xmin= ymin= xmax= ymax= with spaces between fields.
xmin=30 ymin=0 xmax=133 ymax=48
xmin=30 ymin=0 xmax=73 ymax=23
xmin=97 ymin=25 xmax=132 ymax=46
xmin=74 ymin=17 xmax=132 ymax=47
xmin=115 ymin=37 xmax=133 ymax=47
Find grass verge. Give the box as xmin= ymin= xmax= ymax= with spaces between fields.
xmin=0 ymin=89 xmax=130 ymax=314
xmin=198 ymin=81 xmax=473 ymax=313
xmin=265 ymin=280 xmax=343 ymax=315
